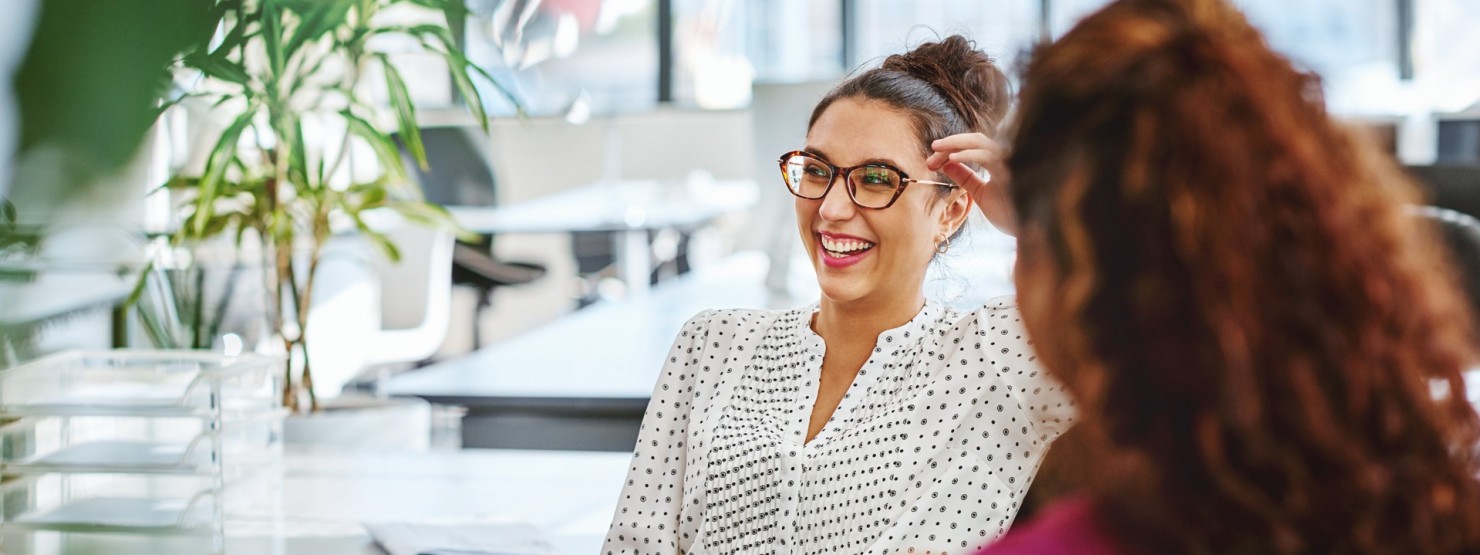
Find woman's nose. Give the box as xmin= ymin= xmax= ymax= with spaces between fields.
xmin=817 ymin=176 xmax=856 ymax=221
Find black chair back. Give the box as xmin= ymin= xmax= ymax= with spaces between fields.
xmin=1418 ymin=206 xmax=1480 ymax=330
xmin=1438 ymin=117 xmax=1480 ymax=165
xmin=1407 ymin=165 xmax=1480 ymax=220
xmin=395 ymin=126 xmax=498 ymax=207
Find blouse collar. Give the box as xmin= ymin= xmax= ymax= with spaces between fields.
xmin=801 ymin=300 xmax=942 ymax=349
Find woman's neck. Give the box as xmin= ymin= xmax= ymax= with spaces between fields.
xmin=813 ymin=290 xmax=927 ymax=346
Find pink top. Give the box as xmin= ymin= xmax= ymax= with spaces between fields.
xmin=976 ymin=497 xmax=1129 ymax=555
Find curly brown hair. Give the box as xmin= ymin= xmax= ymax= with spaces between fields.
xmin=1006 ymin=0 xmax=1480 ymax=553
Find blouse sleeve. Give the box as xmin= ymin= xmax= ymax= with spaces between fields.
xmin=979 ymin=297 xmax=1077 ymax=441
xmin=603 ymin=310 xmax=715 ymax=555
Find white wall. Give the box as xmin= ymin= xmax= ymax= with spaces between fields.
xmin=483 ymin=107 xmax=755 ymax=205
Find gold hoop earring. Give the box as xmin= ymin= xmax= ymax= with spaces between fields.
xmin=935 ymin=237 xmax=950 ymax=254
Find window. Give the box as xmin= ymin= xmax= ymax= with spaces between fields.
xmin=744 ymin=0 xmax=844 ymax=83
xmin=453 ymin=0 xmax=1476 ymax=117
xmin=1413 ymin=0 xmax=1480 ymax=111
xmin=672 ymin=0 xmax=753 ymax=109
xmin=1045 ymin=0 xmax=1404 ymax=115
xmin=464 ymin=0 xmax=659 ymax=116
xmin=1239 ymin=0 xmax=1398 ymax=79
xmin=853 ymin=0 xmax=1042 ymax=70
xmin=669 ymin=0 xmax=847 ymax=109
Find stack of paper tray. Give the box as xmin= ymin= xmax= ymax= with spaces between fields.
xmin=0 ymin=350 xmax=284 ymax=552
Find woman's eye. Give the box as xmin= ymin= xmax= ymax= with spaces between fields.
xmin=805 ymin=165 xmax=829 ymax=177
xmin=861 ymin=169 xmax=892 ymax=184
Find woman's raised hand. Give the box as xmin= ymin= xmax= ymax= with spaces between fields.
xmin=926 ymin=133 xmax=1015 ymax=236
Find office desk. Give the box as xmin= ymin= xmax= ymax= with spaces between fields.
xmin=386 ymin=252 xmax=799 ymax=450
xmin=447 ymin=179 xmax=758 ymax=235
xmin=0 ymin=273 xmax=131 ymax=328
xmin=3 ymin=447 xmax=633 ymax=555
xmin=1 ymin=273 xmax=133 ymax=355
xmin=446 ymin=178 xmax=758 ymax=296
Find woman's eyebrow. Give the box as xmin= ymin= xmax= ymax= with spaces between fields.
xmin=801 ymin=147 xmax=903 ymax=169
xmin=857 ymin=157 xmax=903 ymax=168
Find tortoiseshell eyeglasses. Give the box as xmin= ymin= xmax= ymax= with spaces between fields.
xmin=778 ymin=150 xmax=956 ymax=209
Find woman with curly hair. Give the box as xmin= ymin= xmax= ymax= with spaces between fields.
xmin=952 ymin=0 xmax=1480 ymax=553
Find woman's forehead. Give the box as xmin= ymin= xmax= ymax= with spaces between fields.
xmin=805 ymin=97 xmax=924 ymax=167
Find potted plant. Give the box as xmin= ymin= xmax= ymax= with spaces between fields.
xmin=140 ymin=0 xmax=516 ymax=413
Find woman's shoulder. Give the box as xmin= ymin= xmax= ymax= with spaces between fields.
xmin=676 ymin=306 xmax=805 ymax=344
xmin=657 ymin=307 xmax=802 ymax=403
xmin=939 ymin=293 xmax=1075 ymax=419
xmin=681 ymin=306 xmax=796 ymax=328
xmin=974 ymin=294 xmax=1023 ymax=319
xmin=934 ymin=294 xmax=1026 ymax=335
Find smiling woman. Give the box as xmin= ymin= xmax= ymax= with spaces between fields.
xmin=602 ymin=35 xmax=1075 ymax=555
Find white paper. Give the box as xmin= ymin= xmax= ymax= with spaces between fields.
xmin=364 ymin=521 xmax=555 ymax=555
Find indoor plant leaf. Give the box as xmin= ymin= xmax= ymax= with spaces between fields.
xmin=376 ymin=53 xmax=426 ymax=170
xmin=282 ymin=0 xmax=353 ymax=59
xmin=341 ymin=108 xmax=410 ymax=187
xmin=260 ymin=0 xmax=286 ymax=78
xmin=192 ymin=107 xmax=256 ymax=239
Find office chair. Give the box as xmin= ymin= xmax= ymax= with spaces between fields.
xmin=1407 ymin=164 xmax=1480 ymax=221
xmin=1417 ymin=206 xmax=1480 ymax=332
xmin=394 ymin=126 xmax=546 ymax=348
xmin=569 ymin=228 xmax=691 ymax=308
xmin=1438 ymin=114 xmax=1480 ymax=165
xmin=363 ymin=224 xmax=454 ymax=367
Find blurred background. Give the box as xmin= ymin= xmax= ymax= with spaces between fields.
xmin=9 ymin=0 xmax=1479 ymax=355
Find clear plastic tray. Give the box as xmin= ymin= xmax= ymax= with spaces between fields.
xmin=0 ymin=471 xmax=272 ymax=535
xmin=0 ymin=350 xmax=281 ymax=418
xmin=0 ymin=412 xmax=284 ymax=475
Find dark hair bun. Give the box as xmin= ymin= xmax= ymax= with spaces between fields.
xmin=881 ymin=35 xmax=1010 ymax=136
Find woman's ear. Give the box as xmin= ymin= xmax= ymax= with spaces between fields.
xmin=939 ymin=188 xmax=972 ymax=237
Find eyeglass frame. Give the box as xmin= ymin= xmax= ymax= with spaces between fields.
xmin=777 ymin=150 xmax=958 ymax=209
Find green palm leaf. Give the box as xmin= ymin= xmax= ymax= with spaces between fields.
xmin=193 ymin=108 xmax=256 ymax=238
xmin=376 ymin=53 xmax=426 ymax=170
xmin=342 ymin=108 xmax=410 ymax=187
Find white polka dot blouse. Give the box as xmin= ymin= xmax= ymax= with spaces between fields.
xmin=603 ymin=296 xmax=1075 ymax=554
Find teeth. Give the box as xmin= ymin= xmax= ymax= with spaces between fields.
xmin=820 ymin=236 xmax=875 ymax=254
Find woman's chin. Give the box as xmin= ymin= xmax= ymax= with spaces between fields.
xmin=816 ymin=275 xmax=871 ymax=305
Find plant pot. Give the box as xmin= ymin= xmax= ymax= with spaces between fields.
xmin=281 ymin=394 xmax=430 ymax=451
xmin=133 ymin=235 xmax=384 ymax=407
xmin=129 ymin=238 xmax=273 ymax=354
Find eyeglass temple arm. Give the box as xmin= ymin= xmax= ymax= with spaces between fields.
xmin=907 ymin=178 xmax=959 ymax=188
